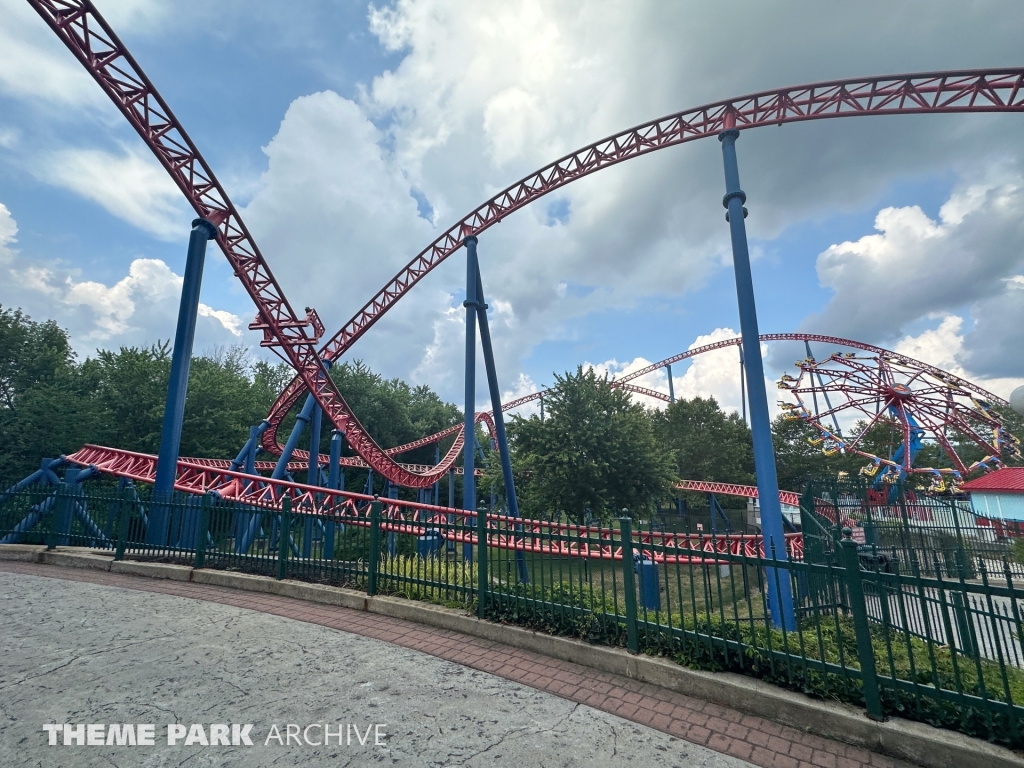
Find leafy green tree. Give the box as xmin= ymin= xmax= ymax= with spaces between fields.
xmin=771 ymin=413 xmax=858 ymax=491
xmin=87 ymin=343 xmax=171 ymax=453
xmin=0 ymin=307 xmax=75 ymax=408
xmin=179 ymin=347 xmax=275 ymax=459
xmin=654 ymin=396 xmax=754 ymax=485
xmin=0 ymin=307 xmax=98 ymax=486
xmin=504 ymin=366 xmax=677 ymax=524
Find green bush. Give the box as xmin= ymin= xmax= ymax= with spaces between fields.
xmin=377 ymin=554 xmax=476 ymax=608
xmin=485 ymin=582 xmax=1024 ymax=748
xmin=486 ymin=580 xmax=628 ymax=646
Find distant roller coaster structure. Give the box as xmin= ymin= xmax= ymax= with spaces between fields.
xmin=10 ymin=1 xmax=1024 ymax=629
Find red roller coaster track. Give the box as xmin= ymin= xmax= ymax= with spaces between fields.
xmin=62 ymin=443 xmax=803 ymax=563
xmin=259 ymin=70 xmax=1024 ymax=470
xmin=65 ymin=331 xmax=1011 ymax=513
xmin=27 ymin=0 xmax=1024 ymax=489
xmin=344 ymin=332 xmax=1010 ymax=472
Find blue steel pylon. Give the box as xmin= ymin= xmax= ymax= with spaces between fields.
xmin=463 ymin=236 xmax=529 ymax=582
xmin=718 ymin=125 xmax=796 ymax=630
xmin=149 ymin=218 xmax=217 ymax=545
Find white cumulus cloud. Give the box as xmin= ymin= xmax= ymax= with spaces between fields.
xmin=36 ymin=146 xmax=186 ymax=240
xmin=805 ymin=169 xmax=1024 ymax=344
xmin=894 ymin=315 xmax=1024 ymax=402
xmin=584 ymin=328 xmax=780 ymax=419
xmin=0 ymin=202 xmax=243 ymax=354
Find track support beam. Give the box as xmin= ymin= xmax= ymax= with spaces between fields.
xmin=462 ymin=237 xmax=480 ymax=562
xmin=718 ymin=123 xmax=795 ymax=630
xmin=150 ymin=218 xmax=216 ymax=544
xmin=473 ymin=247 xmax=529 ymax=583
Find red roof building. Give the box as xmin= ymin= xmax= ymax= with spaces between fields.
xmin=960 ymin=468 xmax=1024 ymax=494
xmin=962 ymin=468 xmax=1024 ymax=524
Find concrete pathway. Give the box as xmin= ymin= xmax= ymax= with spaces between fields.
xmin=0 ymin=570 xmax=752 ymax=768
xmin=0 ymin=562 xmax=918 ymax=768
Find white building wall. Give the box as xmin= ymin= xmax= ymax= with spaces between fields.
xmin=970 ymin=492 xmax=1024 ymax=521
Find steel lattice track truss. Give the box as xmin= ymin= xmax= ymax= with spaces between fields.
xmin=778 ymin=351 xmax=1022 ymax=487
xmin=26 ymin=1 xmax=1024 ymax=488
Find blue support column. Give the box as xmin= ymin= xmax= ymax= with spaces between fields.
xmin=806 ymin=341 xmax=842 ymax=437
xmin=230 ymin=422 xmax=268 ymax=544
xmin=0 ymin=457 xmax=65 ymax=506
xmin=229 ymin=421 xmax=269 ymax=473
xmin=472 ymin=254 xmax=528 ymax=583
xmin=150 ymin=218 xmax=217 ymax=544
xmin=666 ymin=364 xmax=676 ymax=404
xmin=272 ymin=394 xmax=316 ymax=480
xmin=52 ymin=475 xmax=75 ymax=546
xmin=148 ymin=217 xmax=216 ymax=548
xmin=387 ymin=482 xmax=398 ymax=557
xmin=433 ymin=444 xmax=440 ymax=506
xmin=739 ymin=347 xmax=747 ymax=425
xmin=246 ymin=424 xmax=265 ymax=475
xmin=719 ymin=125 xmax=795 ymax=630
xmin=462 ymin=236 xmax=479 ymax=562
xmin=303 ymin=403 xmax=323 ymax=558
xmin=235 ymin=394 xmax=316 ymax=554
xmin=306 ymin=405 xmax=323 ymax=486
xmin=325 ymin=429 xmax=344 ymax=560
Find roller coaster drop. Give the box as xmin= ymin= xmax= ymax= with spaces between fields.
xmin=11 ymin=1 xmax=1024 ymax=629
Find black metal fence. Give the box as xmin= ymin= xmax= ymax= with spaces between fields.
xmin=2 ymin=477 xmax=1022 ymax=748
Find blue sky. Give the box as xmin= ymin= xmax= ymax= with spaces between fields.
xmin=1 ymin=0 xmax=1023 ymax=421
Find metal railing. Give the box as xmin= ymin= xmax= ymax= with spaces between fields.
xmin=2 ymin=478 xmax=1022 ymax=747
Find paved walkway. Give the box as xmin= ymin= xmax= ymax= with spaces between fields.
xmin=0 ymin=562 xmax=910 ymax=768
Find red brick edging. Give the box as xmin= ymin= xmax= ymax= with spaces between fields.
xmin=0 ymin=561 xmax=907 ymax=768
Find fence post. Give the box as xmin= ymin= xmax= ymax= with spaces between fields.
xmin=619 ymin=514 xmax=639 ymax=654
xmin=115 ymin=485 xmax=130 ymax=561
xmin=840 ymin=529 xmax=885 ymax=721
xmin=367 ymin=496 xmax=381 ymax=596
xmin=950 ymin=591 xmax=976 ymax=657
xmin=46 ymin=482 xmax=69 ymax=550
xmin=276 ymin=496 xmax=291 ymax=581
xmin=194 ymin=493 xmax=212 ymax=570
xmin=947 ymin=498 xmax=973 ymax=579
xmin=477 ymin=503 xmax=489 ymax=618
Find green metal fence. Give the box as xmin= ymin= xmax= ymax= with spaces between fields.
xmin=2 ymin=479 xmax=1023 ymax=748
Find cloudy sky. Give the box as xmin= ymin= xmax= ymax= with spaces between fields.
xmin=1 ymin=0 xmax=1022 ymax=421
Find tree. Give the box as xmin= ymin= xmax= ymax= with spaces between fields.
xmin=771 ymin=413 xmax=859 ymax=492
xmin=654 ymin=396 xmax=754 ymax=485
xmin=325 ymin=360 xmax=461 ymax=466
xmin=0 ymin=307 xmax=98 ymax=487
xmin=88 ymin=343 xmax=171 ymax=453
xmin=0 ymin=306 xmax=74 ymax=414
xmin=504 ymin=366 xmax=677 ymax=524
xmin=179 ymin=346 xmax=275 ymax=459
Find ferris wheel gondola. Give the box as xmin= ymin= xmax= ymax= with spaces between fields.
xmin=778 ymin=348 xmax=1022 ymax=491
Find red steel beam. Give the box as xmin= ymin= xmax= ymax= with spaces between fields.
xmin=27 ymin=0 xmax=465 ymax=488
xmin=28 ymin=1 xmax=1021 ymax=485
xmin=262 ymin=70 xmax=1023 ymax=462
xmin=65 ymin=444 xmax=801 ymax=561
xmin=676 ymin=479 xmax=802 ymax=508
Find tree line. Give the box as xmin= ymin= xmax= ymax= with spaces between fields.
xmin=4 ymin=306 xmax=1017 ymax=522
xmin=0 ymin=306 xmax=459 ymax=491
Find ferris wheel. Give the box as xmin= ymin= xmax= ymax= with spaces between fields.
xmin=778 ymin=346 xmax=1022 ymax=490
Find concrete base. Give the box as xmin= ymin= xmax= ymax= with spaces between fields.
xmin=40 ymin=548 xmax=113 ymax=571
xmin=110 ymin=559 xmax=192 ymax=580
xmin=0 ymin=543 xmax=46 ymax=561
xmin=2 ymin=544 xmax=1021 ymax=768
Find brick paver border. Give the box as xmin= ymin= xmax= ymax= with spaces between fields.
xmin=1 ymin=561 xmax=909 ymax=768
